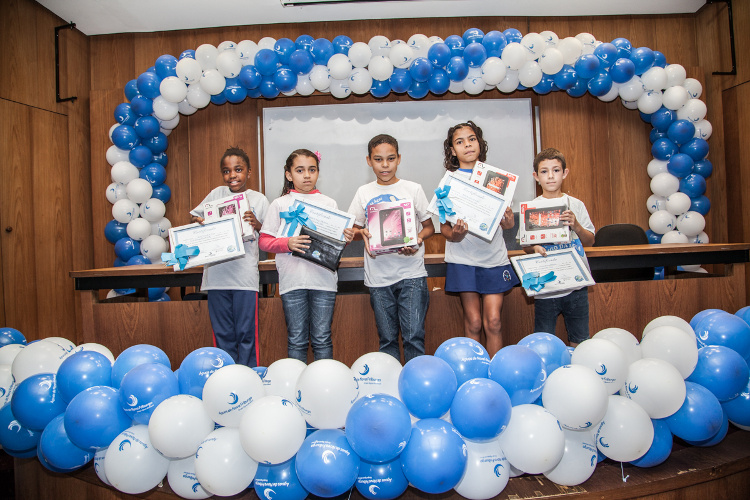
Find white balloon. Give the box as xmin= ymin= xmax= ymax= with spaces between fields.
xmin=677 ymin=98 xmax=707 ymax=122
xmin=329 ymin=78 xmax=351 ymax=99
xmin=194 ymin=427 xmax=258 ymax=497
xmin=692 ymin=231 xmax=710 ymax=244
xmin=106 ymin=146 xmax=130 ymax=166
xmin=647 ymin=194 xmax=667 ymax=214
xmin=497 ymin=68 xmax=520 ymax=93
xmin=428 ymin=36 xmax=444 ymax=45
xmin=148 ymin=395 xmax=215 ymax=459
xmin=217 ymin=41 xmax=235 ymax=52
xmin=150 ymin=217 xmax=172 ymax=238
xmin=543 ymin=428 xmax=597 ymax=486
xmin=639 ymin=325 xmax=698 ymax=378
xmin=497 ymin=404 xmax=565 ymax=474
xmin=159 ymin=76 xmax=188 ymax=103
xmin=0 ymin=364 xmax=16 ymax=407
xmin=518 ymin=61 xmax=543 ymax=87
xmin=140 ymin=234 xmax=168 ymax=262
xmin=126 ymin=217 xmax=152 ymax=242
xmin=152 ymin=96 xmax=179 ymax=121
xmin=239 ymin=395 xmax=307 ymax=465
xmin=112 ymin=199 xmax=139 ymax=224
xmin=263 ymin=358 xmax=307 ymax=401
xmin=540 ymin=31 xmax=559 ymax=47
xmin=621 ymin=358 xmax=686 ymax=419
xmin=77 ymin=343 xmax=115 ymax=364
xmin=650 ymin=172 xmax=680 ymax=197
xmin=202 ymin=364 xmax=265 ymax=427
xmin=159 ymin=114 xmax=180 ymax=130
xmin=349 ymin=67 xmax=372 ymax=95
xmin=105 ymin=425 xmax=170 ymax=495
xmin=665 ymin=192 xmax=691 ymax=215
xmin=592 ymin=328 xmax=642 ymax=367
xmin=368 ymin=55 xmax=394 ymax=81
xmin=597 ymin=84 xmax=621 ymax=102
xmin=177 ymin=97 xmax=198 ymax=115
xmin=572 ymin=339 xmax=628 ymax=395
xmin=93 ymin=448 xmax=111 ymax=486
xmin=195 ymin=44 xmax=219 ymax=70
xmin=106 ymin=182 xmax=127 ymax=204
xmin=368 ymin=35 xmax=391 ymax=57
xmin=454 ymin=438 xmax=510 ymax=499
xmin=521 ymin=33 xmax=546 ymax=60
xmin=539 ymin=48 xmax=564 ymax=74
xmin=216 ymin=50 xmax=241 ymax=78
xmin=0 ymin=344 xmax=25 ymax=366
xmin=594 ymin=396 xmax=653 ymax=462
xmin=446 ymin=79 xmax=463 ymax=94
xmin=296 ymin=73 xmax=315 ymax=96
xmin=648 ymin=209 xmax=677 ymax=234
xmin=351 ymin=352 xmax=402 ymax=400
xmin=405 ymin=34 xmax=429 ymax=59
xmin=186 ymin=83 xmax=211 ymax=109
xmin=641 ymin=66 xmax=668 ymax=91
xmin=176 ymin=58 xmax=202 ymax=84
xmin=618 ymin=76 xmax=645 ymax=102
xmin=108 ymin=123 xmax=119 ymax=143
xmin=309 ymin=65 xmax=331 ymax=91
xmin=637 ymin=90 xmax=663 ymax=114
xmin=167 ymin=456 xmax=212 ymax=499
xmin=676 ymin=211 xmax=706 ymax=237
xmin=236 ymin=40 xmax=259 ymax=65
xmin=140 ymin=198 xmax=166 ymax=222
xmin=662 ymin=85 xmax=689 ymax=110
xmin=621 ymin=99 xmax=639 ymax=110
xmin=199 ymin=69 xmax=225 ymax=95
xmin=463 ymin=75 xmax=485 ymax=95
xmin=665 ymin=64 xmax=687 ymax=87
xmin=501 ymin=43 xmax=527 ymax=70
xmin=294 ymin=359 xmax=358 ymax=429
xmin=327 ymin=53 xmax=353 ymax=80
xmin=126 ymin=178 xmax=153 ymax=204
xmin=542 ymin=364 xmax=609 ymax=429
xmin=660 ymin=230 xmax=690 ymax=243
xmin=111 ymin=161 xmax=139 ymax=184
xmin=389 ymin=43 xmax=414 ymax=69
xmin=693 ymin=119 xmax=713 ymax=140
xmin=556 ymin=37 xmax=583 ymax=65
xmin=683 ymin=77 xmax=702 ymax=99
xmin=574 ymin=33 xmax=597 ymax=53
xmin=480 ymin=57 xmax=507 ymax=86
xmin=348 ymin=42 xmax=372 ymax=68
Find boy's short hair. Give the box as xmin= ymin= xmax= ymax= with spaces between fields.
xmin=368 ymin=134 xmax=399 ymax=156
xmin=533 ymin=148 xmax=567 ymax=172
xmin=221 ymin=146 xmax=251 ymax=170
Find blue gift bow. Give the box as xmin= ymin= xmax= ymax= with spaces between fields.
xmin=522 ymin=271 xmax=557 ymax=292
xmin=434 ymin=186 xmax=456 ymax=224
xmin=280 ymin=204 xmax=317 ymax=236
xmin=161 ymin=244 xmax=200 ymax=270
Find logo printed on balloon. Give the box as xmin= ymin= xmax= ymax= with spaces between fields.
xmin=590 ymin=455 xmax=597 ymax=466
xmin=596 ymin=364 xmax=607 ymax=375
xmin=196 ymin=445 xmax=203 ymax=458
xmin=698 ymin=329 xmax=709 ymax=341
xmin=296 ymin=390 xmax=302 ymax=402
xmin=264 ymin=488 xmax=275 ymax=500
xmin=598 ymin=436 xmax=609 ymax=448
xmin=228 ymin=392 xmax=239 ymax=405
xmin=322 ymin=450 xmax=336 ymax=464
xmin=581 ymin=421 xmax=592 ymax=428
xmin=281 ymin=399 xmax=293 ymax=406
xmin=397 ymin=440 xmax=407 ymax=453
xmin=192 ymin=483 xmax=201 ymax=493
xmin=0 ymin=388 xmax=5 ymax=398
xmin=39 ymin=379 xmax=53 ymax=391
xmin=471 ymin=344 xmax=485 ymax=356
xmin=212 ymin=357 xmax=224 ymax=368
xmin=628 ymin=383 xmax=639 ymax=394
xmin=127 ymin=395 xmax=138 ymax=406
xmin=540 ymin=369 xmax=548 ymax=383
xmin=8 ymin=420 xmax=21 ymax=432
xmin=359 ymin=364 xmax=370 ymax=376
xmin=369 ymin=485 xmax=379 ymax=495
xmin=118 ymin=439 xmax=131 ymax=451
xmin=494 ymin=464 xmax=504 ymax=477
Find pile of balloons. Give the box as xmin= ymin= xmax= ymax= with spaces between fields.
xmin=3 ymin=307 xmax=748 ymax=499
xmin=104 ymin=28 xmax=713 ymax=280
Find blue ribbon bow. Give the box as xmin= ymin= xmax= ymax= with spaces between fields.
xmin=434 ymin=186 xmax=456 ymax=224
xmin=280 ymin=205 xmax=317 ymax=236
xmin=162 ymin=244 xmax=200 ymax=270
xmin=522 ymin=271 xmax=557 ymax=292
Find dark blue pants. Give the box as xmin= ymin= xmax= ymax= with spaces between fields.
xmin=207 ymin=290 xmax=258 ymax=367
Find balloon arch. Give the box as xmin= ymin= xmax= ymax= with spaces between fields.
xmin=103 ymin=28 xmax=713 ymax=280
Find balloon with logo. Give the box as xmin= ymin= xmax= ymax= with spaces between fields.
xmin=450 ymin=378 xmax=512 ymax=441
xmin=351 ymin=351 xmax=402 ymax=400
xmin=542 ymin=364 xmax=608 ymax=430
xmin=595 ymin=395 xmax=654 ymax=462
xmin=38 ymin=413 xmax=93 ymax=472
xmin=355 ymin=457 xmax=408 ymax=500
xmin=621 ymin=358 xmax=686 ymax=418
xmin=0 ymin=403 xmax=41 ymax=455
xmin=629 ymin=418 xmax=673 ymax=467
xmin=571 ymin=338 xmax=628 ymax=395
xmin=111 ymin=344 xmax=171 ymax=388
xmin=202 ymin=364 xmax=265 ymax=427
xmin=167 ymin=456 xmax=212 ymax=500
xmin=148 ymin=394 xmax=215 ymax=459
xmin=295 ymin=428 xmax=360 ymax=497
xmin=488 ymin=345 xmax=546 ymax=406
xmin=64 ymin=385 xmax=132 ymax=450
xmin=543 ymin=428 xmax=598 ymax=486
xmin=0 ymin=327 xmax=26 ymax=346
xmin=592 ymin=327 xmax=642 ymax=366
xmin=254 ymin=457 xmax=309 ymax=500
xmin=686 ymin=345 xmax=749 ymax=402
xmin=518 ymin=332 xmax=571 ymax=375
xmin=639 ymin=325 xmax=699 ymax=378
xmin=264 ymin=357 xmax=307 ymax=401
xmin=434 ymin=337 xmax=491 ymax=387
xmin=497 ymin=404 xmax=564 ymax=474
xmin=0 ymin=363 xmax=15 ymax=407
xmin=454 ymin=437 xmax=509 ymax=500
xmin=693 ymin=311 xmax=750 ymax=361
xmin=56 ymin=351 xmax=112 ymax=403
xmin=239 ymin=395 xmax=307 ymax=465
xmin=194 ymin=427 xmax=259 ymax=497
xmin=93 ymin=447 xmax=111 ymax=486
xmin=177 ymin=346 xmax=234 ymax=398
xmin=345 ymin=393 xmax=412 ymax=463
xmin=294 ymin=359 xmax=359 ymax=429
xmin=10 ymin=373 xmax=67 ymax=431
xmin=400 ymin=418 xmax=467 ymax=494
xmin=11 ymin=340 xmax=70 ymax=384
xmin=119 ymin=362 xmax=179 ymax=424
xmin=665 ymin=381 xmax=723 ymax=441
xmin=398 ymin=355 xmax=458 ymax=418
xmin=105 ymin=425 xmax=171 ymax=495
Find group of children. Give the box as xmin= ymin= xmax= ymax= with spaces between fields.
xmin=189 ymin=122 xmax=595 ymax=368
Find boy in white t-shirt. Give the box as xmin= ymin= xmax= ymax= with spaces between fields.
xmin=523 ymin=148 xmax=595 ymax=346
xmin=348 ymin=135 xmax=435 ymax=362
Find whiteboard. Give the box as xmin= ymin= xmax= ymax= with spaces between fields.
xmin=262 ymin=99 xmax=535 ymax=215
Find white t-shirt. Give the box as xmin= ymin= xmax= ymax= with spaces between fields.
xmin=444 ymin=169 xmax=511 ymax=268
xmin=189 ymin=186 xmax=270 ymax=291
xmin=528 ymin=193 xmax=595 ymax=299
xmin=348 ymin=179 xmax=432 ymax=288
xmin=261 ymin=192 xmax=340 ymax=295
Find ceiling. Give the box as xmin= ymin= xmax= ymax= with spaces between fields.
xmin=36 ymin=0 xmax=706 ymax=37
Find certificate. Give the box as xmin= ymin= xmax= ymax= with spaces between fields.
xmin=167 ymin=216 xmax=245 ymax=270
xmin=428 ymin=172 xmax=508 ymax=241
xmin=469 ymin=162 xmax=519 ymax=202
xmin=278 ymin=197 xmax=355 ymax=241
xmin=511 ymin=248 xmax=595 ymax=297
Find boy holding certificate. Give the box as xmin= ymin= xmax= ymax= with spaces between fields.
xmin=523 ymin=148 xmax=595 ymax=346
xmin=348 ymin=134 xmax=435 ymax=363
xmin=190 ymin=147 xmax=269 ymax=367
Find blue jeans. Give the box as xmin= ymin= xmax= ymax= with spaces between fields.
xmin=281 ymin=289 xmax=336 ymax=362
xmin=369 ymin=277 xmax=429 ymax=363
xmin=534 ymin=287 xmax=590 ymax=344
xmin=207 ymin=290 xmax=258 ymax=367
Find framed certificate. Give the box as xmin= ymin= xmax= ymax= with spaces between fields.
xmin=278 ymin=197 xmax=355 ymax=241
xmin=519 ymin=197 xmax=571 ymax=245
xmin=204 ymin=192 xmax=256 ymax=240
xmin=469 ymin=162 xmax=519 ymax=201
xmin=167 ymin=216 xmax=245 ymax=270
xmin=511 ymin=248 xmax=595 ymax=297
xmin=428 ymin=172 xmax=508 ymax=241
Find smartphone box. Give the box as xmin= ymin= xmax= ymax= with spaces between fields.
xmin=367 ymin=199 xmax=419 ymax=255
xmin=519 ymin=197 xmax=572 ymax=245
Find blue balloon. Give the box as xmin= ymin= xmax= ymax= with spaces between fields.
xmin=684 ymin=408 xmax=729 ymax=446
xmin=179 ymin=49 xmax=195 ymax=60
xmin=148 ymin=287 xmax=167 ymax=300
xmin=594 ymin=43 xmax=618 ymax=68
xmin=136 ymin=71 xmax=161 ymax=99
xmin=427 ymin=42 xmax=452 ymax=68
xmin=154 ymin=54 xmax=178 ymax=79
xmin=255 ymin=457 xmax=309 ymax=500
xmin=57 ymin=351 xmax=112 ymax=404
xmin=273 ymin=67 xmax=298 ymax=93
xmin=611 ymin=38 xmax=633 ymax=59
xmin=553 ymin=65 xmax=578 ymax=90
xmin=111 ymin=344 xmax=171 ymax=388
xmin=400 ymin=419 xmax=466 ymax=494
xmin=259 ymin=77 xmax=280 ymax=99
xmin=0 ymin=327 xmax=26 ymax=346
xmin=144 ymin=132 xmax=167 ymax=155
xmin=722 ymin=377 xmax=750 ymax=426
xmin=398 ymin=355 xmax=457 ymax=418
xmin=111 ymin=124 xmax=140 ymax=150
xmin=445 ymin=56 xmax=468 ymax=81
xmin=503 ymin=28 xmax=523 ymax=44
xmin=630 ymin=47 xmax=655 ymax=75
xmin=178 ymin=347 xmax=234 ymax=397
xmin=482 ymin=30 xmax=507 ymax=57
xmin=646 ymin=229 xmax=663 ymax=244
xmin=39 ymin=414 xmax=92 ymax=472
xmin=463 ymin=42 xmax=487 ymax=68
xmin=134 ymin=116 xmax=160 ymax=139
xmin=210 ymin=93 xmax=227 ymax=105
xmin=152 ymin=184 xmax=172 ymax=203
xmin=650 ymin=128 xmax=667 ymax=144
xmin=119 ymin=362 xmax=179 ymax=424
xmin=692 ymin=159 xmax=713 ymax=179
xmin=736 ymin=306 xmax=750 ymax=325
xmin=450 ymin=378 xmax=511 ymax=441
xmin=689 ymin=195 xmax=711 ymax=216
xmin=650 ymin=107 xmax=677 ymax=132
xmin=408 ymin=57 xmax=433 ymax=82
xmin=114 ymin=103 xmax=136 ymax=126
xmin=667 ymin=119 xmax=696 ymax=145
xmin=639 ymin=110 xmax=653 ymax=123
xmin=64 ymin=386 xmax=131 ymax=450
xmin=488 ymin=345 xmax=545 ymax=406
xmin=113 ymin=257 xmax=127 ymax=267
xmin=407 ymin=80 xmax=429 ymax=99
xmin=462 ymin=28 xmax=484 ymax=45
xmin=252 ymin=366 xmax=267 ymax=379
xmin=152 ymin=151 xmax=168 ymax=166
xmin=274 ymin=38 xmax=296 ymax=64
xmin=370 ymin=79 xmax=391 ymax=98
xmin=679 ymin=173 xmax=706 ymax=198
xmin=630 ymin=419 xmax=672 ymax=467
xmin=0 ymin=403 xmax=40 ymax=452
xmin=124 ymin=79 xmax=140 ymax=101
xmin=610 ymin=57 xmax=636 ymax=83
xmin=667 ymin=153 xmax=694 ymax=179
xmin=434 ymin=337 xmax=490 ymax=387
xmin=574 ymin=54 xmax=600 ymax=79
xmin=140 ymin=163 xmax=167 ymax=186
xmin=428 ymin=68 xmax=450 ymax=95
xmin=311 ymin=38 xmax=334 ymax=65
xmin=37 ymin=438 xmax=71 ymax=472
xmin=566 ymin=77 xmax=588 ymax=98
xmin=518 ymin=332 xmax=571 ymax=374
xmin=127 ymin=254 xmax=151 ymax=266
xmin=356 ymin=457 xmax=409 ymax=500
xmin=130 ymin=95 xmax=153 ymax=117
xmin=295 ymin=429 xmax=360 ymax=497
xmin=665 ymin=381 xmax=723 ymax=441
xmin=345 ymin=394 xmax=411 ymax=463
xmin=533 ymin=74 xmax=555 ymax=95
xmin=113 ymin=235 xmax=140 ymax=259
xmin=651 ymin=137 xmax=679 ymax=161
xmin=444 ymin=35 xmax=465 ymax=57
xmin=691 ymin=309 xmax=723 ymax=330
xmin=587 ymin=72 xmax=612 ymax=96
xmin=11 ymin=373 xmax=67 ymax=431
xmin=223 ymin=79 xmax=247 ymax=104
xmin=332 ymin=35 xmax=353 ymax=55
xmin=694 ymin=311 xmax=750 ymax=360
xmin=255 ymin=48 xmax=280 ymax=76
xmin=680 ymin=138 xmax=710 ymax=161
xmin=687 ymin=346 xmax=749 ymax=402
xmin=239 ymin=65 xmax=263 ymax=89
xmin=288 ymin=49 xmax=314 ymax=75
xmin=128 ymin=145 xmax=152 ymax=167
xmin=653 ymin=50 xmax=668 ymax=68
xmin=389 ymin=68 xmax=412 ymax=93
xmin=150 ymin=293 xmax=171 ymax=302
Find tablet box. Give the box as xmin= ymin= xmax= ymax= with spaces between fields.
xmin=367 ymin=199 xmax=418 ymax=255
xmin=519 ymin=197 xmax=572 ymax=245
